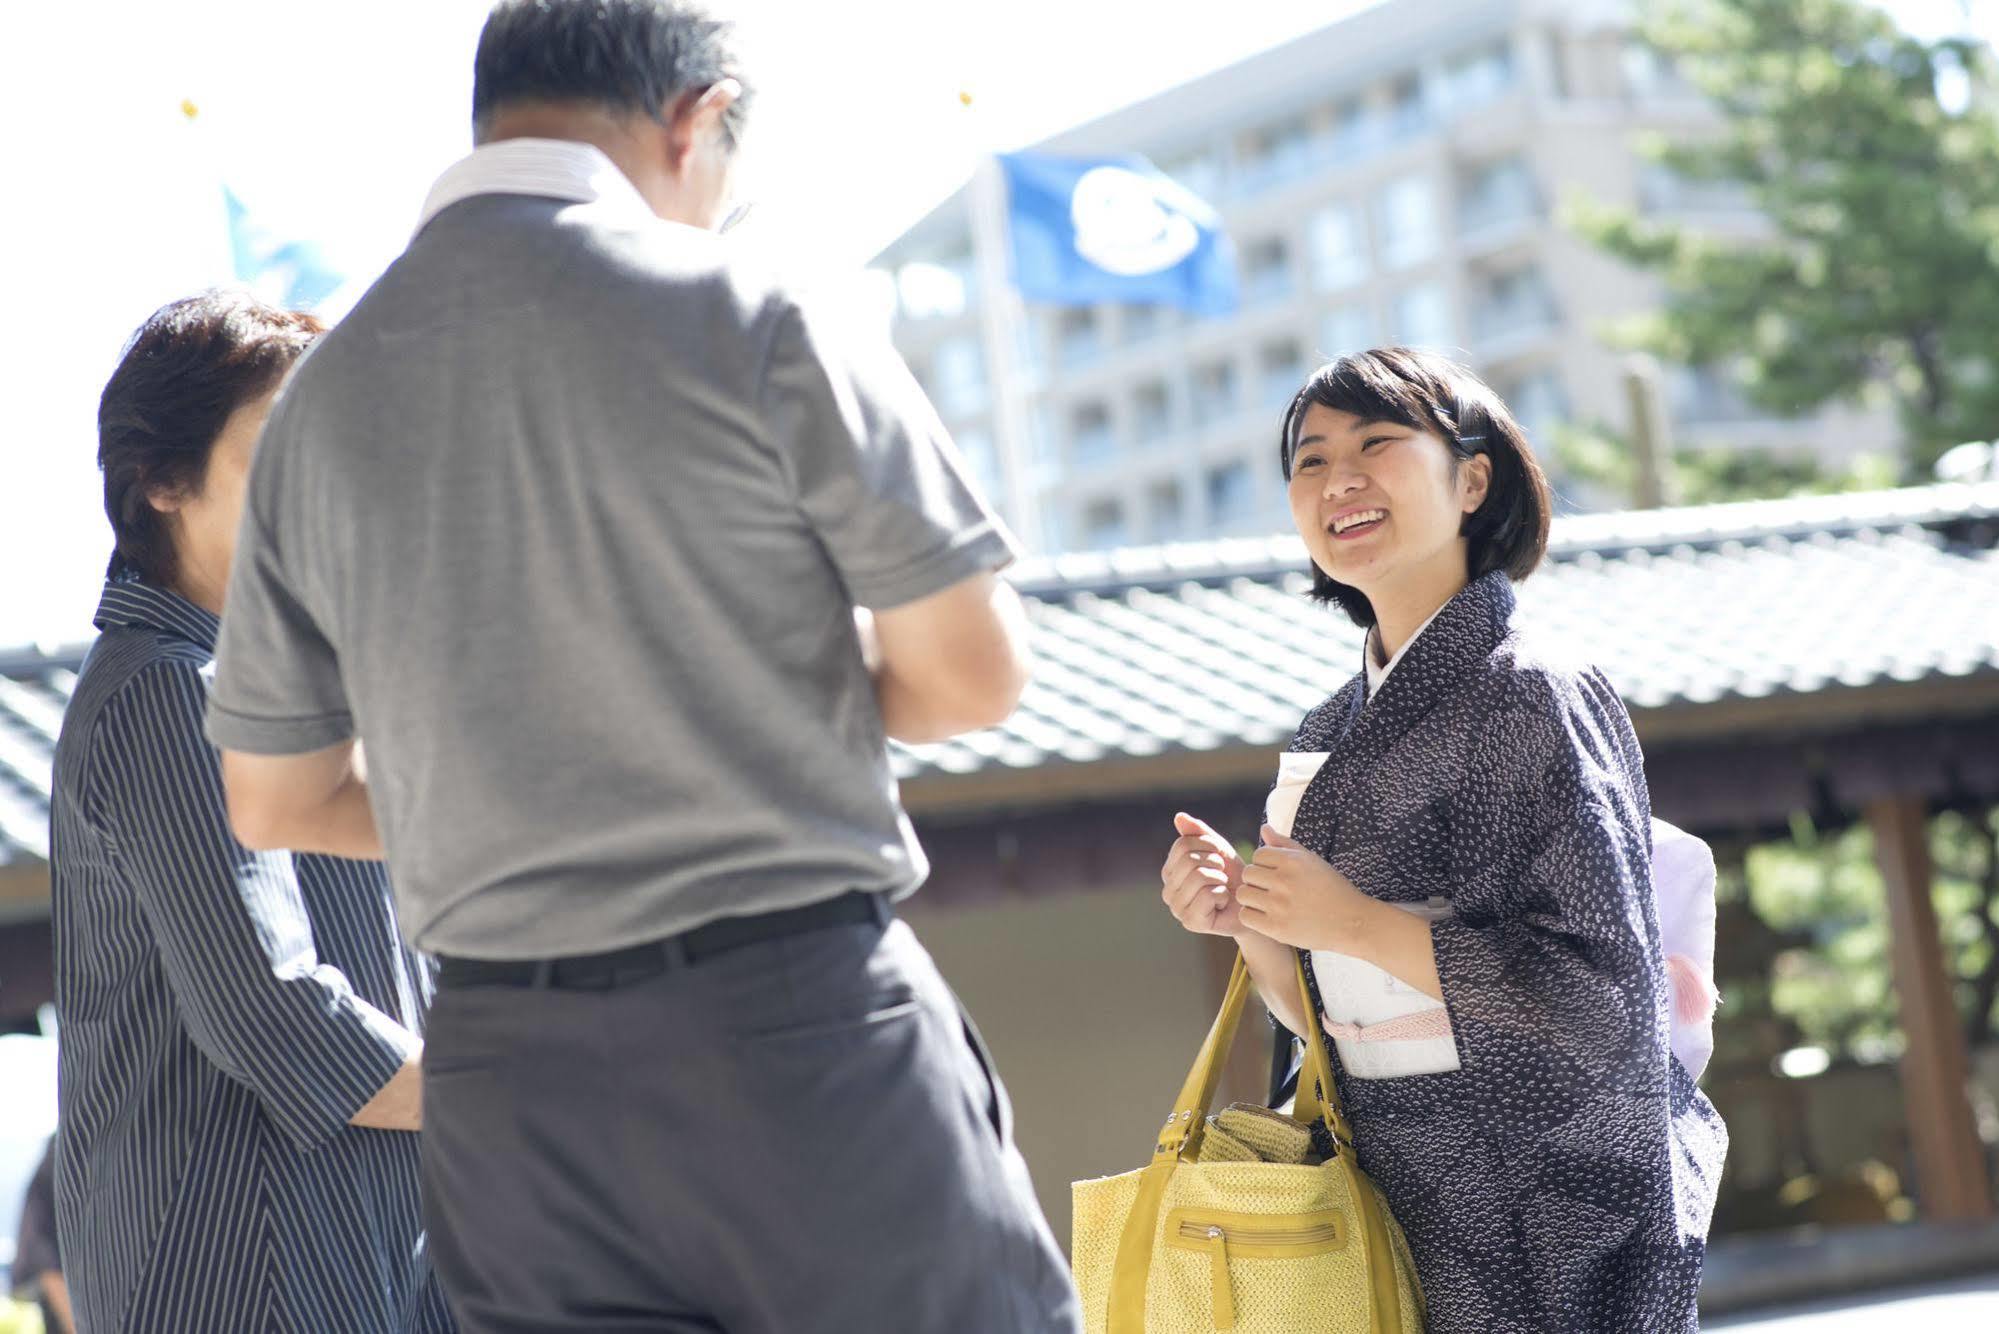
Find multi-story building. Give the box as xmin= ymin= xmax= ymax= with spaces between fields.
xmin=871 ymin=0 xmax=1891 ymax=552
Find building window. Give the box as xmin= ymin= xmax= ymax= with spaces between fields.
xmin=1377 ymin=175 xmax=1439 ymax=270
xmin=1497 ymin=371 xmax=1569 ymax=443
xmin=1471 ymin=265 xmax=1559 ymax=346
xmin=1058 ymin=307 xmax=1104 ymax=368
xmin=1242 ymin=236 xmax=1294 ymax=305
xmin=1320 ymin=303 xmax=1376 ymax=359
xmin=932 ymin=336 xmax=987 ymax=415
xmin=1438 ymin=40 xmax=1514 ymax=116
xmin=1122 ymin=302 xmax=1166 ymax=344
xmin=1458 ymin=155 xmax=1539 ymax=238
xmin=1160 ymin=149 xmax=1224 ymax=202
xmin=1149 ymin=480 xmax=1187 ymax=541
xmin=1671 ymin=364 xmax=1756 ymax=424
xmin=952 ymin=427 xmax=1003 ymax=499
xmin=1638 ymin=163 xmax=1753 ymax=215
xmin=1133 ymin=380 xmax=1174 ymax=437
xmin=1238 ymin=115 xmax=1317 ymax=192
xmin=1385 ymin=73 xmax=1430 ymax=141
xmin=1081 ymin=497 xmax=1130 ymax=550
xmin=1259 ymin=339 xmax=1306 ymax=410
xmin=895 ymin=254 xmax=975 ymax=320
xmin=1191 ymin=359 xmax=1239 ymax=427
xmin=1069 ymin=400 xmax=1116 ymax=464
xmin=1307 ymin=202 xmax=1369 ymax=290
xmin=1391 ymin=281 xmax=1455 ymax=350
xmin=1206 ymin=460 xmax=1259 ymax=528
xmin=1622 ymin=40 xmax=1693 ymax=100
xmin=1328 ymin=98 xmax=1379 ymax=156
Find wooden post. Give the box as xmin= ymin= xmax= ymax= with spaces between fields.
xmin=1869 ymin=796 xmax=1996 ymax=1220
xmin=1621 ymin=354 xmax=1676 ymax=511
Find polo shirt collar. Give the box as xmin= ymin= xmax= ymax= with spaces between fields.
xmin=414 ymin=138 xmax=655 ymax=238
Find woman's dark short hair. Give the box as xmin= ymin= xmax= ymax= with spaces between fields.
xmin=1277 ymin=347 xmax=1552 ymax=628
xmin=471 ymin=0 xmax=751 ymax=147
xmin=97 ymin=291 xmax=324 ymax=587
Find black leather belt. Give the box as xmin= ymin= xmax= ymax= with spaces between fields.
xmin=434 ymin=891 xmax=891 ymax=991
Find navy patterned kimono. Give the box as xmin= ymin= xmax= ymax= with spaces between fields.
xmin=1285 ymin=571 xmax=1726 ymax=1333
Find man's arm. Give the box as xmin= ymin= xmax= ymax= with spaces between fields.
xmin=221 ymin=739 xmax=382 ymax=859
xmin=857 ymin=572 xmax=1032 ymax=744
xmin=39 ymin=1272 xmax=74 ymax=1334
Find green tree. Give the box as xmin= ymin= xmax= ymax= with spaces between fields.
xmin=1716 ymin=808 xmax=1999 ymax=1066
xmin=1571 ymin=0 xmax=1999 ymax=477
xmin=1549 ymin=418 xmax=1898 ymax=507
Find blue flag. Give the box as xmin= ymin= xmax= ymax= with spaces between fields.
xmin=998 ymin=152 xmax=1238 ymax=315
xmin=224 ymin=188 xmax=346 ymax=311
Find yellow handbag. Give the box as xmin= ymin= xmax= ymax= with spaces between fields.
xmin=1072 ymin=951 xmax=1425 ymax=1333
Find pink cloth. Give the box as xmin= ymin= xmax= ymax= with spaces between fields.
xmin=1653 ymin=819 xmax=1720 ymax=1080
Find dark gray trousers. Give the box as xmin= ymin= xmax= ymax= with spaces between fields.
xmin=419 ymin=915 xmax=1081 ymax=1333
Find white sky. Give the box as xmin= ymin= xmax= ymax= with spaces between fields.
xmin=0 ymin=0 xmax=1987 ymax=646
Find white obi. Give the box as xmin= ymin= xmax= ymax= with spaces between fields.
xmin=1266 ymin=752 xmax=1462 ymax=1080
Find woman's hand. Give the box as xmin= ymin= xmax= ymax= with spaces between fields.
xmin=1238 ymin=825 xmax=1377 ymax=951
xmin=1244 ymin=827 xmax=1447 ymax=1000
xmin=1160 ymin=813 xmax=1248 ymax=937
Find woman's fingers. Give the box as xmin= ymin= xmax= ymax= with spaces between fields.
xmin=1163 ymin=861 xmax=1228 ymax=911
xmin=1162 ymin=837 xmax=1232 ymax=883
xmin=1240 ymin=859 xmax=1283 ymax=893
xmin=1160 ymin=835 xmax=1216 ymax=878
xmin=1167 ymin=881 xmax=1228 ymax=931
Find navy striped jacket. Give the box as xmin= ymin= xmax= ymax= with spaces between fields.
xmin=49 ymin=578 xmax=453 ymax=1333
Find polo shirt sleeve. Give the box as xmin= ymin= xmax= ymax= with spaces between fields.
xmin=207 ymin=475 xmax=353 ymax=756
xmin=758 ymin=294 xmax=1020 ymax=609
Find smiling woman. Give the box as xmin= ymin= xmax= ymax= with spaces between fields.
xmin=1277 ymin=347 xmax=1550 ymax=646
xmin=1158 ymin=347 xmax=1727 ymax=1332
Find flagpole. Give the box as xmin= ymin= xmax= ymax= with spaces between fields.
xmin=967 ymin=153 xmax=1044 ymax=554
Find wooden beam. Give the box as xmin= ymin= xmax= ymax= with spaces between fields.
xmin=1869 ymin=796 xmax=1995 ymax=1222
xmin=0 ymin=860 xmax=50 ymax=926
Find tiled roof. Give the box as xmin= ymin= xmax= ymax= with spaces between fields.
xmin=1 ymin=483 xmax=1994 ymax=867
xmin=893 ymin=482 xmax=1999 ymax=781
xmin=0 ymin=657 xmax=76 ymax=868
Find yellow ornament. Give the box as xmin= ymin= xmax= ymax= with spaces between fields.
xmin=180 ymin=99 xmax=200 ymax=121
xmin=958 ymin=88 xmax=974 ymax=108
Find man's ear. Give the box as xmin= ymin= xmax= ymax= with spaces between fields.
xmin=665 ymin=77 xmax=741 ymax=169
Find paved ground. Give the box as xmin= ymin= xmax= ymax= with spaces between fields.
xmin=1706 ymin=1272 xmax=1999 ymax=1329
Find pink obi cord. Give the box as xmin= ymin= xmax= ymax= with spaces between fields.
xmin=1320 ymin=1009 xmax=1455 ymax=1043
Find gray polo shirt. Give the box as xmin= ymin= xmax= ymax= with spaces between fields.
xmin=207 ymin=140 xmax=1016 ymax=960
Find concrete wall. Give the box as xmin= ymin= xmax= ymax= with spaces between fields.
xmin=899 ymin=884 xmax=1255 ymax=1246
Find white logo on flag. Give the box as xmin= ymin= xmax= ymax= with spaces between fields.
xmin=1069 ymin=166 xmax=1201 ymax=276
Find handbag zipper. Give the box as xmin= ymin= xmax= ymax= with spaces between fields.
xmin=1176 ymin=1220 xmax=1343 ymax=1247
xmin=1168 ymin=1215 xmax=1346 ymax=1331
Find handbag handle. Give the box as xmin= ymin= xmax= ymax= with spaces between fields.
xmin=1152 ymin=949 xmax=1352 ymax=1163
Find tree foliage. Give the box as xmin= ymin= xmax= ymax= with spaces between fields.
xmin=1714 ymin=808 xmax=1999 ymax=1068
xmin=1572 ymin=0 xmax=1999 ymax=476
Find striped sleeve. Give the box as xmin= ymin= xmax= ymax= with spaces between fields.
xmin=90 ymin=659 xmax=417 ymax=1150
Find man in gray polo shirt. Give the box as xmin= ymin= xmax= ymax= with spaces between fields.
xmin=206 ymin=3 xmax=1079 ymax=1329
